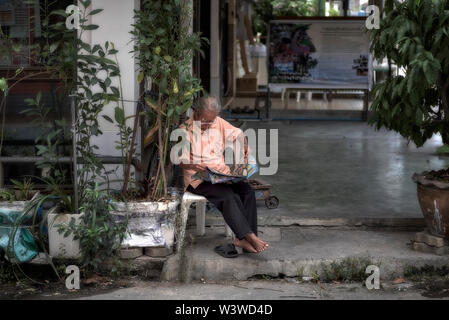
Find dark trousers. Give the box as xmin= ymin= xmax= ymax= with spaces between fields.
xmin=187 ymin=181 xmax=258 ymax=240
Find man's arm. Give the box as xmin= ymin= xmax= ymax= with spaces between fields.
xmin=180 ymin=162 xmax=207 ymax=172
xmin=220 ymin=118 xmax=250 ymax=174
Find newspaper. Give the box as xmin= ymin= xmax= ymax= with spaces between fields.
xmin=193 ymin=155 xmax=258 ymax=184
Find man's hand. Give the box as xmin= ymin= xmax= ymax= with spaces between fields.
xmin=191 ymin=164 xmax=207 ymax=172
xmin=180 ymin=162 xmax=207 ymax=172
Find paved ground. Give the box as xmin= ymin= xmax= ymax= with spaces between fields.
xmin=161 ymin=226 xmax=449 ymax=282
xmin=224 ymin=120 xmax=449 ymax=222
xmin=73 ymin=279 xmax=447 ymax=300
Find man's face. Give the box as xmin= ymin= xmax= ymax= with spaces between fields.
xmin=194 ymin=109 xmax=217 ymax=131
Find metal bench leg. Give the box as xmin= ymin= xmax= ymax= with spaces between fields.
xmin=284 ymin=88 xmax=291 ymax=110
xmin=196 ymin=201 xmax=206 ymax=236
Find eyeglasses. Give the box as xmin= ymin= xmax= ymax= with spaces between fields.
xmin=200 ymin=118 xmax=216 ymax=125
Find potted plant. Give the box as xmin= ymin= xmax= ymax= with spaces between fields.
xmin=0 ymin=178 xmax=37 ymax=212
xmin=100 ymin=0 xmax=204 ymax=255
xmin=40 ymin=2 xmax=127 ymax=264
xmin=369 ymin=0 xmax=449 ymax=238
xmin=2 ymin=1 xmax=127 ymax=267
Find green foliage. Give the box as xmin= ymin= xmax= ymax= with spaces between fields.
xmin=369 ymin=0 xmax=449 ymax=147
xmin=272 ymin=0 xmax=316 ymax=16
xmin=2 ymin=1 xmax=127 ymax=277
xmin=61 ymin=183 xmax=128 ymax=271
xmin=0 ymin=189 xmax=15 ymax=202
xmin=252 ymin=0 xmax=316 ymax=40
xmin=10 ymin=178 xmax=35 ymax=201
xmin=436 ymin=145 xmax=449 ymax=155
xmin=319 ymin=257 xmax=374 ymax=283
xmin=0 ymin=257 xmax=16 ymax=284
xmin=130 ymin=0 xmax=204 ymax=199
xmin=0 ymin=78 xmax=7 ymax=93
xmin=404 ymin=264 xmax=449 ymax=282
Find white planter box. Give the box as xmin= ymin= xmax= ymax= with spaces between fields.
xmin=47 ymin=213 xmax=83 ymax=259
xmin=111 ymin=200 xmax=179 ymax=249
xmin=0 ymin=201 xmax=29 ymax=212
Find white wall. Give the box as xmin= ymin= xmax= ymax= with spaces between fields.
xmin=79 ymin=0 xmax=140 ymax=189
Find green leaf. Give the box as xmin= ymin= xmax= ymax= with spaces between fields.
xmin=102 ymin=115 xmax=114 ymax=123
xmin=110 ymin=86 xmax=120 ymax=96
xmin=159 ymin=76 xmax=167 ymax=93
xmin=15 ymin=67 xmax=24 ymax=76
xmin=49 ymin=42 xmax=59 ymax=53
xmin=415 ymin=108 xmax=423 ymax=125
xmin=0 ymin=78 xmax=7 ymax=92
xmin=12 ymin=43 xmax=22 ymax=53
xmin=80 ymin=0 xmax=92 ymax=8
xmin=436 ymin=145 xmax=449 ymax=154
xmin=138 ymin=71 xmax=144 ymax=84
xmin=89 ymin=8 xmax=103 ymax=16
xmin=82 ymin=24 xmax=99 ymax=31
xmin=114 ymin=107 xmax=125 ymax=124
xmin=175 ymin=105 xmax=184 ymax=115
xmin=49 ymin=9 xmax=67 ymax=17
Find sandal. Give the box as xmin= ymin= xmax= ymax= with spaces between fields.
xmin=214 ymin=243 xmax=239 ymax=258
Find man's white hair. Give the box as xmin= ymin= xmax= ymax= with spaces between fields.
xmin=196 ymin=96 xmax=221 ymax=114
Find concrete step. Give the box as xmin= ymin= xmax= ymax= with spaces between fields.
xmin=186 ymin=207 xmax=426 ymax=230
xmin=162 ymin=226 xmax=448 ymax=282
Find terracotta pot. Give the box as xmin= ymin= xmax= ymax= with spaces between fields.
xmin=413 ymin=172 xmax=449 ymax=239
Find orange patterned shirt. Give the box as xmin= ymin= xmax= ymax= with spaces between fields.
xmin=179 ymin=116 xmax=245 ymax=190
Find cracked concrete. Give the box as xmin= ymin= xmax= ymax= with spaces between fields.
xmin=161 ymin=226 xmax=449 ymax=282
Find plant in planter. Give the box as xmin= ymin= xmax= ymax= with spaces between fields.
xmin=0 ymin=178 xmax=38 ymax=219
xmin=1 ymin=1 xmax=128 ymax=274
xmin=369 ymin=0 xmax=449 ymax=238
xmin=130 ymin=0 xmax=204 ymax=201
xmin=60 ymin=183 xmax=128 ymax=271
xmin=97 ymin=0 xmax=205 ymax=255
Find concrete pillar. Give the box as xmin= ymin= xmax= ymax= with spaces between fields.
xmin=81 ymin=0 xmax=140 ymax=189
xmin=210 ymin=0 xmax=220 ymax=99
xmin=227 ymin=0 xmax=236 ymax=98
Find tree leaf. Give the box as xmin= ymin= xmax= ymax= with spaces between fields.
xmin=102 ymin=115 xmax=114 ymax=123
xmin=114 ymin=107 xmax=125 ymax=124
xmin=82 ymin=24 xmax=99 ymax=31
xmin=138 ymin=71 xmax=144 ymax=84
xmin=49 ymin=42 xmax=59 ymax=53
xmin=0 ymin=78 xmax=7 ymax=92
xmin=89 ymin=8 xmax=103 ymax=16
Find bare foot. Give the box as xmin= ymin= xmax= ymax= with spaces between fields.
xmin=234 ymin=238 xmax=257 ymax=253
xmin=245 ymin=233 xmax=269 ymax=252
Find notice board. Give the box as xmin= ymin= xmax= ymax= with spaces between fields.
xmin=268 ymin=19 xmax=371 ymax=89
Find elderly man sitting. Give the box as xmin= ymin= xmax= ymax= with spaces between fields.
xmin=179 ymin=97 xmax=269 ymax=254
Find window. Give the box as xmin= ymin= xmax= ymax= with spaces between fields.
xmin=0 ymin=0 xmax=74 ymax=187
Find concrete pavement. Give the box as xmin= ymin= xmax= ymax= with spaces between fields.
xmin=75 ymin=279 xmax=445 ymax=300
xmin=161 ymin=226 xmax=449 ymax=282
xmin=231 ymin=120 xmax=449 ymax=222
